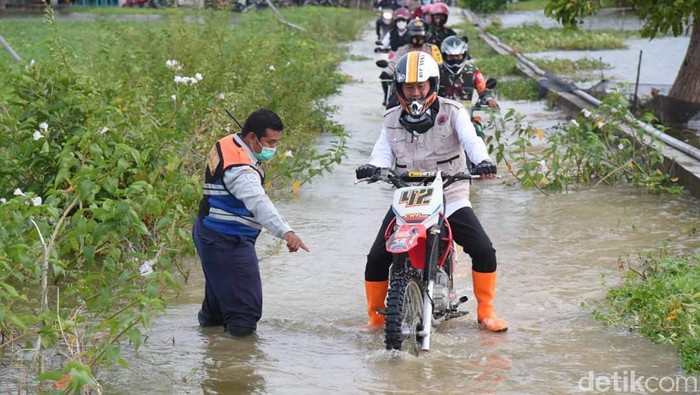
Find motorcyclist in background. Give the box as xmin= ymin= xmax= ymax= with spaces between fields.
xmin=426 ymin=2 xmax=456 ymax=47
xmin=376 ymin=7 xmax=412 ymax=105
xmin=374 ymin=0 xmax=401 ymax=40
xmin=438 ymin=36 xmax=498 ymax=109
xmin=375 ymin=7 xmax=411 ymax=53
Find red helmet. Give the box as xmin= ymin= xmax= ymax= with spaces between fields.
xmin=393 ymin=7 xmax=410 ymax=20
xmin=430 ymin=2 xmax=449 ymax=15
xmin=430 ymin=2 xmax=449 ymax=26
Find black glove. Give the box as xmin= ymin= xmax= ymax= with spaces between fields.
xmin=474 ymin=160 xmax=497 ymax=176
xmin=379 ymin=71 xmax=392 ymax=80
xmin=356 ymin=164 xmax=378 ymax=180
xmin=374 ymin=47 xmax=383 ymax=53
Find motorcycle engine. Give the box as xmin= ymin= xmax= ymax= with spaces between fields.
xmin=433 ymin=268 xmax=449 ymax=312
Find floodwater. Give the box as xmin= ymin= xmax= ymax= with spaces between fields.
xmin=93 ymin=22 xmax=700 ymax=395
xmin=2 ymin=10 xmax=700 ymax=395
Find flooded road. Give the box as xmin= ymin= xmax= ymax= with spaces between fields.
xmin=94 ymin=21 xmax=700 ymax=395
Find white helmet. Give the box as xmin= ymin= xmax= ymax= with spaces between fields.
xmin=393 ymin=51 xmax=440 ymax=116
xmin=440 ymin=36 xmax=469 ymax=75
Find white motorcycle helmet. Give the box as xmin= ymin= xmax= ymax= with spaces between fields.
xmin=440 ymin=36 xmax=469 ymax=75
xmin=393 ymin=51 xmax=440 ymax=117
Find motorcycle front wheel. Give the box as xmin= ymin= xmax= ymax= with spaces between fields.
xmin=385 ymin=266 xmax=424 ymax=355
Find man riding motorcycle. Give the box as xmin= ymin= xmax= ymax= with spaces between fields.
xmin=438 ymin=36 xmax=498 ymax=109
xmin=357 ymin=52 xmax=509 ymax=333
xmin=426 ymin=2 xmax=456 ymax=47
xmin=376 ymin=7 xmax=412 ymax=105
xmin=381 ymin=19 xmax=443 ymax=107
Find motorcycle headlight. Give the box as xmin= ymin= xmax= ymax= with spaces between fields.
xmin=382 ymin=11 xmax=393 ymax=20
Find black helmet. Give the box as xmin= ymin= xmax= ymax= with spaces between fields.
xmin=407 ymin=19 xmax=427 ymax=38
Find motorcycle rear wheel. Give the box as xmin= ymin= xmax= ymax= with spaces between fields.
xmin=385 ymin=266 xmax=424 ymax=355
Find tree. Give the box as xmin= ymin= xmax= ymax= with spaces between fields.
xmin=544 ymin=0 xmax=700 ymax=105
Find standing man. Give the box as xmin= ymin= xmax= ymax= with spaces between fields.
xmin=193 ymin=108 xmax=309 ymax=337
xmin=356 ymin=52 xmax=508 ymax=333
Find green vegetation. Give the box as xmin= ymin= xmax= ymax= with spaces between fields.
xmin=593 ymin=251 xmax=700 ymax=373
xmin=486 ymin=23 xmax=637 ymax=52
xmin=0 ymin=6 xmax=368 ymax=392
xmin=485 ymin=93 xmax=682 ymax=194
xmin=459 ymin=0 xmax=507 ymax=13
xmin=504 ymin=0 xmax=548 ymax=11
xmin=532 ymin=57 xmax=611 ymax=82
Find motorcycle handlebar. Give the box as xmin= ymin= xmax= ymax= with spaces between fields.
xmin=357 ymin=169 xmax=479 ymax=188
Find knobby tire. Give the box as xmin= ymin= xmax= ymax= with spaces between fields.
xmin=384 ymin=264 xmax=424 ymax=355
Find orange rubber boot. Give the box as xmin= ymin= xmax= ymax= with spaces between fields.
xmin=472 ymin=271 xmax=508 ymax=332
xmin=364 ymin=280 xmax=388 ymax=327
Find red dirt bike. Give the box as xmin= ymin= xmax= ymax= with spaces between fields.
xmin=359 ymin=169 xmax=474 ymax=355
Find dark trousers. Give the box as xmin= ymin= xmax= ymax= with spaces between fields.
xmin=364 ymin=206 xmax=497 ymax=281
xmin=193 ymin=217 xmax=262 ymax=330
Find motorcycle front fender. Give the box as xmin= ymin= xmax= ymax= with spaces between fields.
xmin=385 ymin=224 xmax=427 ymax=270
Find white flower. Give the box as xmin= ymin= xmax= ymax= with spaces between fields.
xmin=33 ymin=131 xmax=44 ymax=141
xmin=165 ymin=59 xmax=181 ymax=70
xmin=25 ymin=59 xmax=36 ymax=71
xmin=139 ymin=258 xmax=156 ymax=276
xmin=98 ymin=127 xmax=109 ymax=135
xmin=188 ymin=77 xmax=198 ymax=85
xmin=216 ymin=93 xmax=226 ymax=100
xmin=581 ymin=109 xmax=592 ymax=118
xmin=268 ymin=65 xmax=276 ymax=71
xmin=570 ymin=119 xmax=579 ymax=127
xmin=195 ymin=73 xmax=203 ymax=81
xmin=538 ymin=160 xmax=548 ymax=173
xmin=174 ymin=76 xmax=185 ymax=84
xmin=0 ymin=198 xmax=6 ymax=204
xmin=31 ymin=197 xmax=42 ymax=206
xmin=618 ymin=143 xmax=624 ymax=150
xmin=171 ymin=95 xmax=177 ymax=101
xmin=13 ymin=188 xmax=24 ymax=196
xmin=39 ymin=122 xmax=48 ymax=131
xmin=284 ymin=150 xmax=294 ymax=158
xmin=224 ymin=126 xmax=231 ymax=132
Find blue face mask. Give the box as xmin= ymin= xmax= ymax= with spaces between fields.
xmin=254 ymin=136 xmax=277 ymax=162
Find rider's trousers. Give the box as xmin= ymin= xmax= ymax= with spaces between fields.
xmin=364 ymin=206 xmax=497 ymax=281
xmin=193 ymin=217 xmax=262 ymax=331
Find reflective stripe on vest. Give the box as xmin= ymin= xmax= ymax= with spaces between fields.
xmin=199 ymin=134 xmax=264 ymax=237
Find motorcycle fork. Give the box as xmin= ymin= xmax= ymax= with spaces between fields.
xmin=418 ymin=225 xmax=441 ymax=351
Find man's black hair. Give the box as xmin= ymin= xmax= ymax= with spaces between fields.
xmin=241 ymin=108 xmax=284 ymax=139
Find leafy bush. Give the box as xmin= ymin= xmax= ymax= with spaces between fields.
xmin=486 ymin=93 xmax=683 ymax=194
xmin=593 ymin=252 xmax=700 ymax=373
